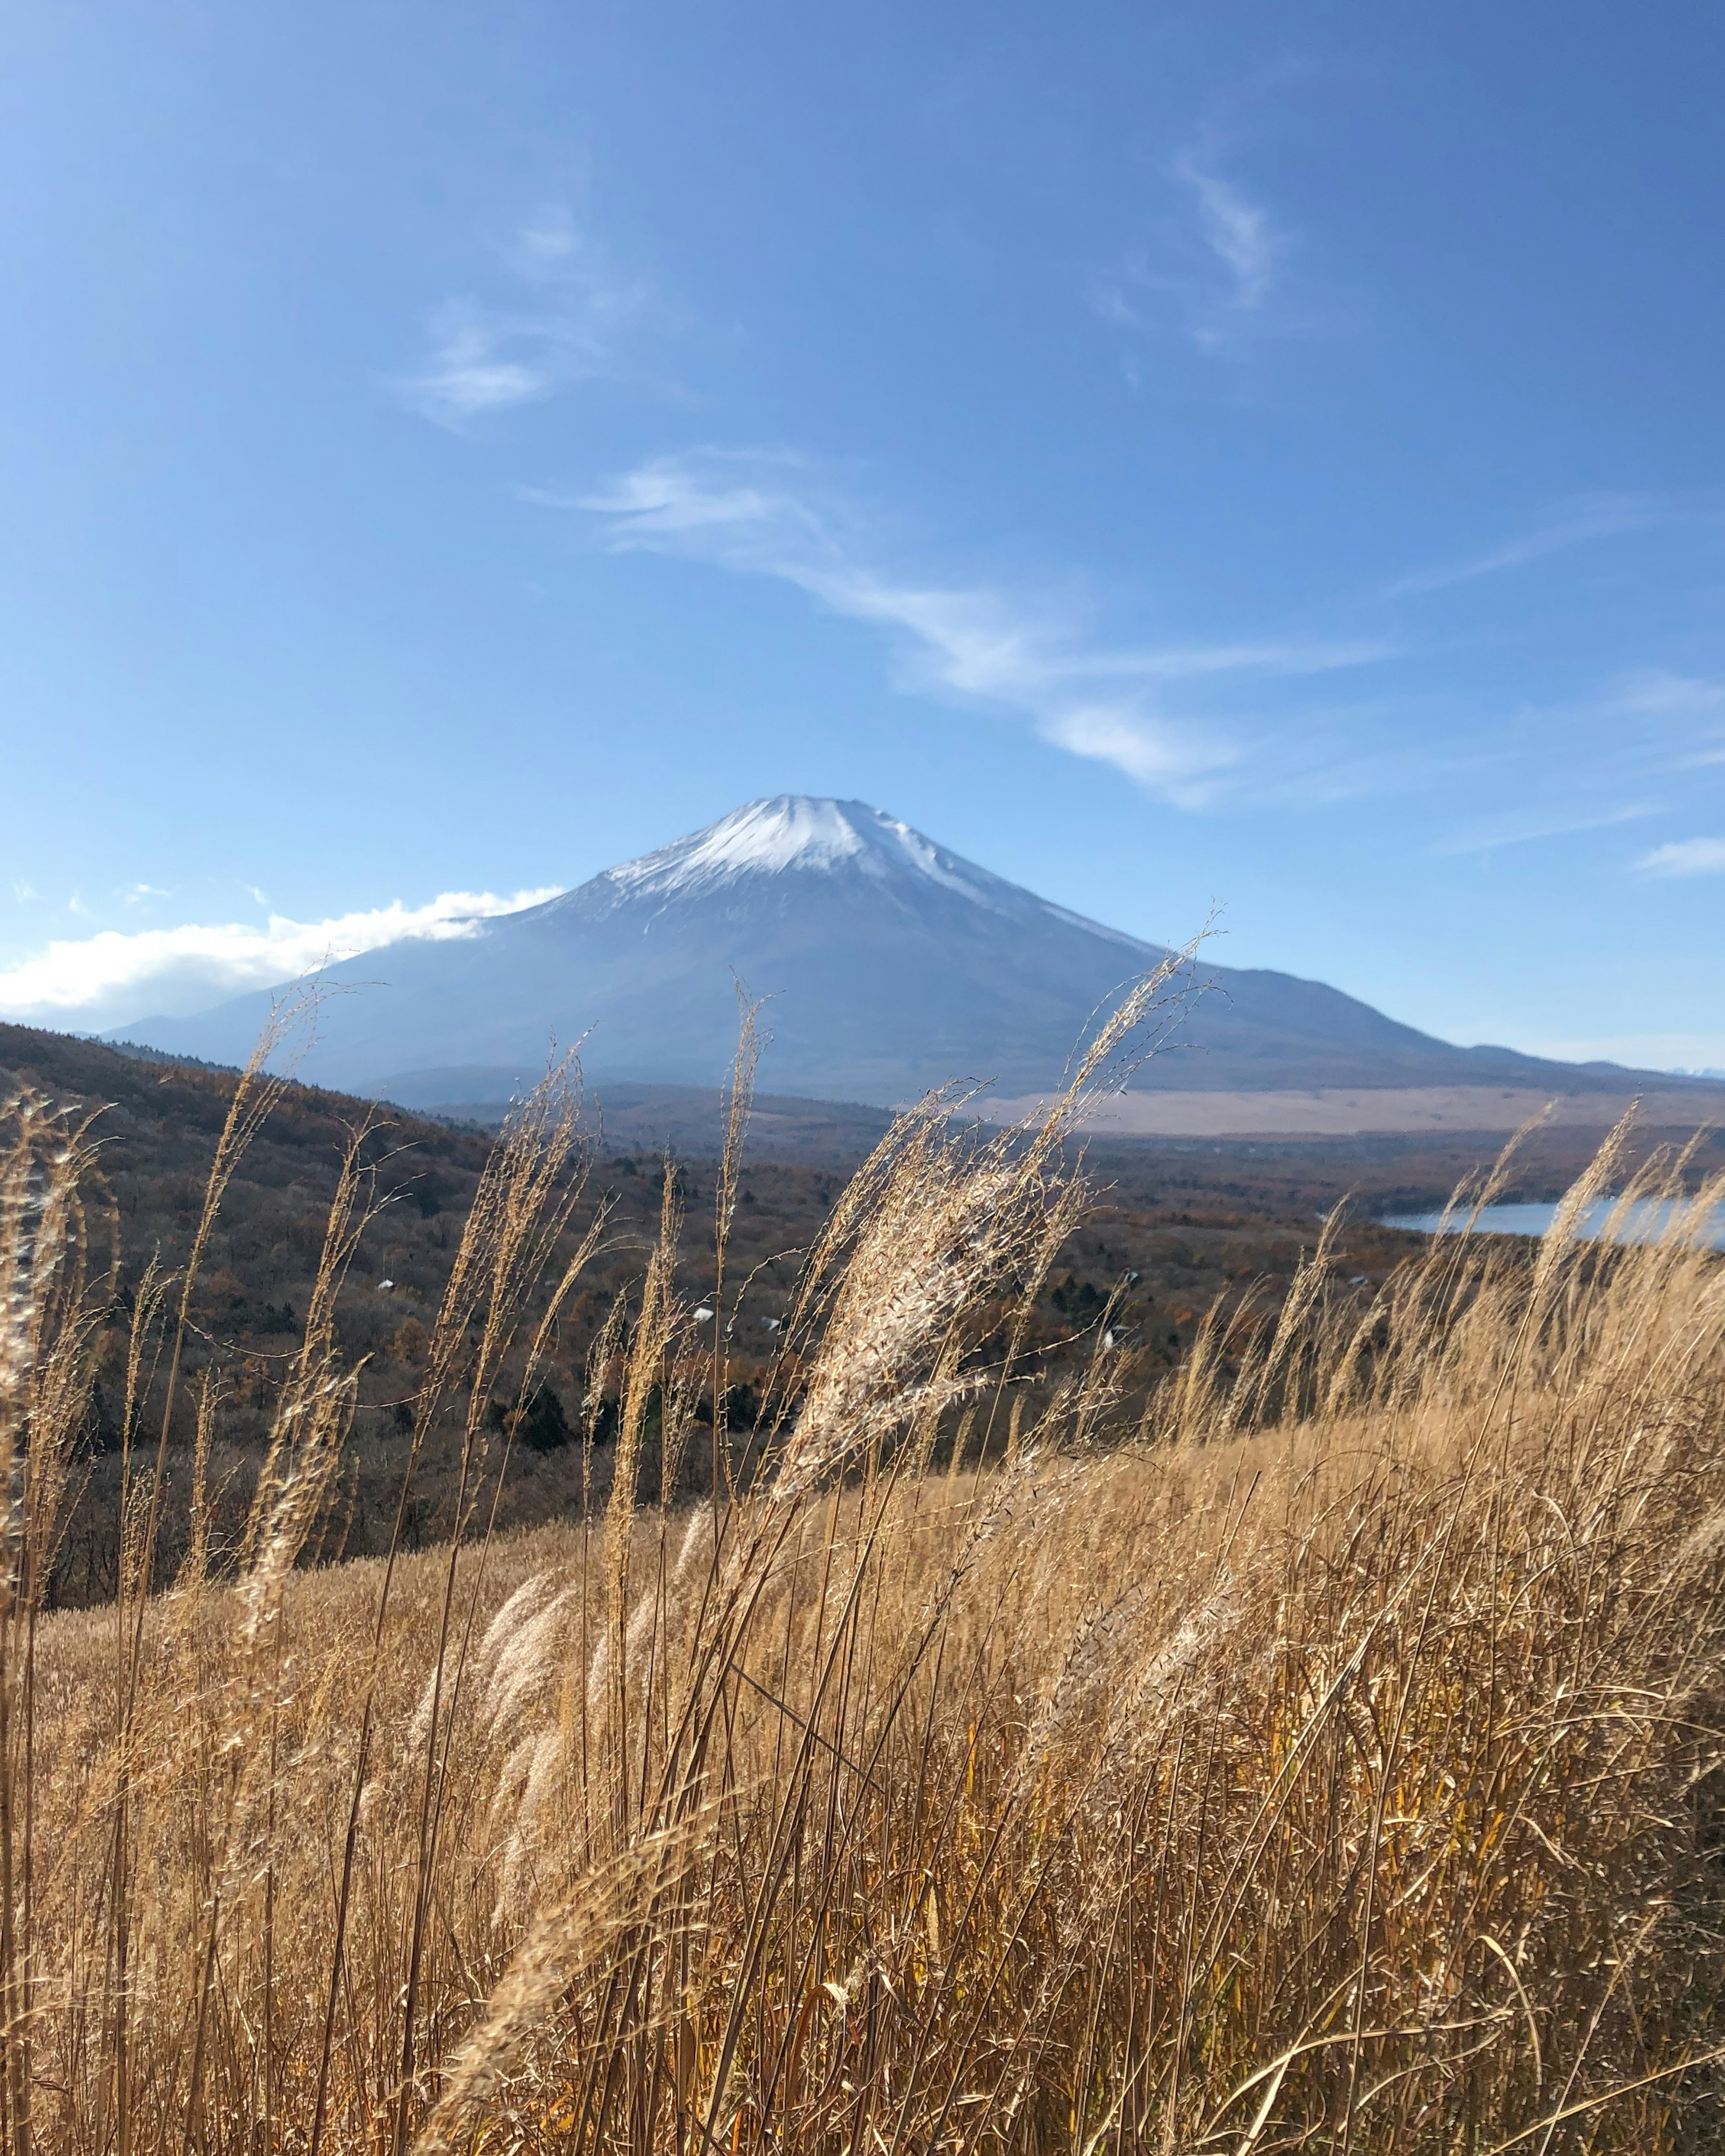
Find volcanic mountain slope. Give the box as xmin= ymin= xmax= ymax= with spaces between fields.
xmin=123 ymin=797 xmax=1690 ymax=1107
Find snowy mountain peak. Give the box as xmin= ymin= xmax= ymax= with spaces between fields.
xmin=590 ymin=796 xmax=1003 ymax=909
xmin=128 ymin=792 xmax=1659 ymax=1110
xmin=641 ymin=797 xmax=867 ymax=880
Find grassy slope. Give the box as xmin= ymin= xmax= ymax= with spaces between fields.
xmin=9 ymin=1035 xmax=1725 ymax=2152
xmin=8 ymin=1020 xmax=1488 ymax=1599
xmin=5 ymin=1014 xmax=1721 ymax=1603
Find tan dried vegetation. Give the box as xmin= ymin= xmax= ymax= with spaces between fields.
xmin=3 ymin=969 xmax=1725 ymax=2152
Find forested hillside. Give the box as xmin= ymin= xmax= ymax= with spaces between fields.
xmin=9 ymin=1019 xmax=1718 ymax=1605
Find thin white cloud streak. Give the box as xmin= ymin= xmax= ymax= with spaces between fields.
xmin=1177 ymin=156 xmax=1280 ymax=316
xmin=395 ymin=208 xmax=654 ymax=427
xmin=560 ymin=452 xmax=1390 ymax=802
xmin=1449 ymin=668 xmax=1725 ymax=768
xmin=1614 ymin=668 xmax=1725 ymax=719
xmin=1092 ymin=149 xmax=1305 ymax=357
xmin=0 ymin=887 xmax=562 ymax=1030
xmin=1385 ymin=494 xmax=1672 ymax=598
xmin=1634 ymin=838 xmax=1725 ymax=878
xmin=1610 ymin=669 xmax=1725 ymax=766
xmin=1432 ymin=801 xmax=1660 ymax=857
xmin=404 ymin=302 xmax=556 ymax=422
xmin=1365 ymin=663 xmax=1725 ymax=852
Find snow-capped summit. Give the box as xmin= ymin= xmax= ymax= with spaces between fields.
xmin=608 ymin=797 xmax=876 ymax=890
xmin=538 ymin=799 xmax=1151 ymax=953
xmin=126 ymin=797 xmax=1605 ymax=1108
xmin=564 ymin=797 xmax=1030 ymax=919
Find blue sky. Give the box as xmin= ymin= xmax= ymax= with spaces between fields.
xmin=2 ymin=0 xmax=1723 ymax=1068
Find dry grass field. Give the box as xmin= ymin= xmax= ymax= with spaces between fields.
xmin=4 ymin=976 xmax=1725 ymax=2152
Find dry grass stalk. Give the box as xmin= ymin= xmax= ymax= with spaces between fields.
xmin=4 ymin=973 xmax=1725 ymax=2152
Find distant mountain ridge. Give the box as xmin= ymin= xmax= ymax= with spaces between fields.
xmin=120 ymin=797 xmax=1712 ymax=1109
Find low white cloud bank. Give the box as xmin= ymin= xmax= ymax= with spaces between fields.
xmin=557 ymin=450 xmax=1387 ymax=805
xmin=1635 ymin=838 xmax=1725 ymax=878
xmin=0 ymin=887 xmax=561 ymax=1033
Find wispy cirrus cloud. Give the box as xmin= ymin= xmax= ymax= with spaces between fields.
xmin=1433 ymin=800 xmax=1661 ymax=858
xmin=1176 ymin=155 xmax=1282 ymax=322
xmin=394 ymin=208 xmax=656 ymax=427
xmin=1634 ymin=838 xmax=1725 ymax=879
xmin=1611 ymin=668 xmax=1725 ymax=766
xmin=1395 ymin=662 xmax=1725 ymax=859
xmin=1614 ymin=668 xmax=1725 ymax=717
xmin=549 ymin=450 xmax=1390 ymax=802
xmin=1385 ymin=493 xmax=1678 ymax=598
xmin=0 ymin=886 xmax=562 ymax=1032
xmin=1092 ymin=146 xmax=1316 ymax=359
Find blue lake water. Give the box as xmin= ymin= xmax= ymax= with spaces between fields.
xmin=1381 ymin=1199 xmax=1725 ymax=1249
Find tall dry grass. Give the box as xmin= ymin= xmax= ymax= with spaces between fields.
xmin=3 ymin=979 xmax=1725 ymax=2152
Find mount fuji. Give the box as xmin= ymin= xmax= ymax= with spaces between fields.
xmin=119 ymin=797 xmax=1681 ymax=1111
